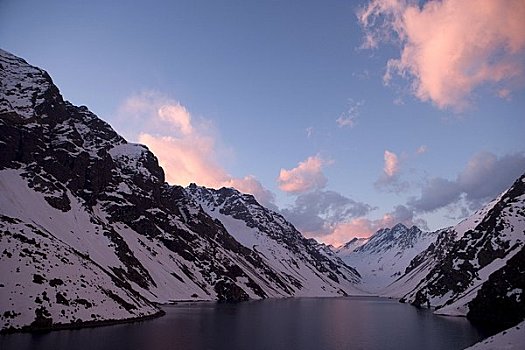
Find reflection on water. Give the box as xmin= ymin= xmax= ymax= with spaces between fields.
xmin=0 ymin=297 xmax=487 ymax=350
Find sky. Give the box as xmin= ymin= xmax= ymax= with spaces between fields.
xmin=1 ymin=0 xmax=524 ymax=246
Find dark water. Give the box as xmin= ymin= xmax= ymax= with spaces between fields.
xmin=1 ymin=297 xmax=487 ymax=350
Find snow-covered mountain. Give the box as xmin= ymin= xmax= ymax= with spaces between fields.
xmin=186 ymin=185 xmax=362 ymax=297
xmin=387 ymin=174 xmax=525 ymax=332
xmin=0 ymin=49 xmax=362 ymax=333
xmin=337 ymin=223 xmax=440 ymax=293
xmin=465 ymin=320 xmax=525 ymax=350
xmin=335 ymin=237 xmax=369 ymax=255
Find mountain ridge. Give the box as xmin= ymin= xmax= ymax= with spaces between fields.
xmin=0 ymin=49 xmax=362 ymax=333
xmin=337 ymin=222 xmax=441 ymax=293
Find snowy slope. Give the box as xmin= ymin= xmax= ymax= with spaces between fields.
xmin=335 ymin=237 xmax=369 ymax=256
xmin=383 ymin=174 xmax=525 ymax=332
xmin=380 ymin=227 xmax=454 ymax=299
xmin=187 ymin=185 xmax=364 ymax=297
xmin=464 ymin=321 xmax=525 ymax=350
xmin=0 ymin=49 xmax=362 ymax=332
xmin=337 ymin=223 xmax=439 ymax=293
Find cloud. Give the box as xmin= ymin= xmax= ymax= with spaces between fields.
xmin=116 ymin=91 xmax=276 ymax=207
xmin=409 ymin=152 xmax=525 ymax=212
xmin=336 ymin=100 xmax=363 ymax=128
xmin=277 ymin=155 xmax=329 ymax=194
xmin=309 ymin=204 xmax=427 ymax=247
xmin=157 ymin=104 xmax=193 ymax=135
xmin=408 ymin=177 xmax=461 ymax=212
xmin=224 ymin=176 xmax=278 ymax=211
xmin=358 ymin=0 xmax=525 ymax=110
xmin=458 ymin=152 xmax=525 ymax=207
xmin=138 ymin=132 xmax=226 ymax=187
xmin=375 ymin=150 xmax=408 ymax=192
xmin=383 ymin=150 xmax=399 ymax=177
xmin=281 ymin=190 xmax=373 ymax=237
xmin=336 ymin=116 xmax=355 ymax=128
xmin=416 ymin=145 xmax=427 ymax=155
xmin=306 ymin=127 xmax=314 ymax=138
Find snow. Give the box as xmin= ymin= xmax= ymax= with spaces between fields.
xmin=109 ymin=143 xmax=155 ymax=180
xmin=381 ymin=258 xmax=435 ymax=298
xmin=0 ymin=169 xmax=159 ymax=330
xmin=0 ymin=49 xmax=51 ymax=119
xmin=454 ymin=193 xmax=505 ymax=238
xmin=339 ymin=225 xmax=439 ymax=293
xmin=335 ymin=237 xmax=369 ymax=256
xmin=436 ymin=246 xmax=523 ymax=317
xmin=191 ymin=187 xmax=366 ymax=297
xmin=464 ymin=321 xmax=525 ymax=350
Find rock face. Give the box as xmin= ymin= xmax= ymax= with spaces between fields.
xmin=337 ymin=223 xmax=440 ymax=293
xmin=187 ymin=185 xmax=362 ymax=297
xmin=0 ymin=49 xmax=361 ymax=332
xmin=388 ymin=174 xmax=525 ymax=332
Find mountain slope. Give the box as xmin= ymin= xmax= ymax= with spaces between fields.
xmin=187 ymin=185 xmax=362 ymax=297
xmin=337 ymin=223 xmax=439 ymax=293
xmin=0 ymin=49 xmax=361 ymax=332
xmin=335 ymin=237 xmax=369 ymax=255
xmin=389 ymin=174 xmax=525 ymax=332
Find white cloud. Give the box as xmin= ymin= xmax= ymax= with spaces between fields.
xmin=416 ymin=145 xmax=428 ymax=155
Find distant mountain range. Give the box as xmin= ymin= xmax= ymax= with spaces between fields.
xmin=0 ymin=49 xmax=523 ymax=339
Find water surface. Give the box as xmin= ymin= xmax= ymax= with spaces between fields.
xmin=0 ymin=297 xmax=486 ymax=350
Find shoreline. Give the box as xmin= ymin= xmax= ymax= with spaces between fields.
xmin=0 ymin=309 xmax=166 ymax=335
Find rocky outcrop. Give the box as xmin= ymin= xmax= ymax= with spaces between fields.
xmin=389 ymin=174 xmax=525 ymax=332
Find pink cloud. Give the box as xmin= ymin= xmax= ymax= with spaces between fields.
xmin=224 ymin=175 xmax=277 ymax=210
xmin=118 ymin=92 xmax=275 ymax=206
xmin=383 ymin=150 xmax=399 ymax=177
xmin=277 ymin=155 xmax=328 ymax=194
xmin=309 ymin=205 xmax=425 ymax=247
xmin=157 ymin=104 xmax=193 ymax=135
xmin=138 ymin=132 xmax=226 ymax=188
xmin=321 ymin=219 xmax=376 ymax=247
xmin=374 ymin=150 xmax=408 ymax=193
xmin=359 ymin=0 xmax=525 ymax=110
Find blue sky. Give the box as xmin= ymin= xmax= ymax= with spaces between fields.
xmin=1 ymin=0 xmax=524 ymax=245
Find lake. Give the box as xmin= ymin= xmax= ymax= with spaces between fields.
xmin=0 ymin=297 xmax=487 ymax=350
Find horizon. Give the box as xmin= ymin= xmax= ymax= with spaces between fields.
xmin=1 ymin=0 xmax=524 ymax=246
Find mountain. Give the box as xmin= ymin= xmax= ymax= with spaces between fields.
xmin=465 ymin=320 xmax=525 ymax=350
xmin=0 ymin=49 xmax=362 ymax=333
xmin=388 ymin=174 xmax=525 ymax=332
xmin=186 ymin=185 xmax=362 ymax=296
xmin=337 ymin=223 xmax=440 ymax=293
xmin=335 ymin=237 xmax=369 ymax=255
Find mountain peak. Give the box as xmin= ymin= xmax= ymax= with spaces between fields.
xmin=337 ymin=223 xmax=437 ymax=292
xmin=392 ymin=223 xmax=408 ymax=231
xmin=0 ymin=49 xmax=62 ymax=120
